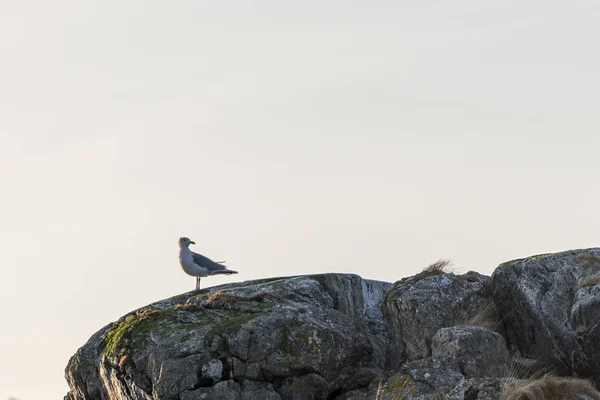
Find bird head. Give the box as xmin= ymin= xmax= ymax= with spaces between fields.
xmin=179 ymin=237 xmax=196 ymax=248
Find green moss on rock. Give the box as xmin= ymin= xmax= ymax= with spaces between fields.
xmin=102 ymin=305 xmax=210 ymax=360
xmin=205 ymin=310 xmax=260 ymax=342
xmin=498 ymin=250 xmax=583 ymax=268
xmin=103 ymin=308 xmax=167 ymax=360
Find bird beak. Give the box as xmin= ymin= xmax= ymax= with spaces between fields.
xmin=190 ymin=241 xmax=195 ymax=245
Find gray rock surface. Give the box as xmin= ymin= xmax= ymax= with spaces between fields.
xmin=64 ymin=273 xmax=391 ymax=400
xmin=400 ymin=355 xmax=464 ymax=393
xmin=446 ymin=378 xmax=505 ymax=400
xmin=491 ymin=248 xmax=600 ymax=383
xmin=381 ymin=270 xmax=492 ymax=369
xmin=432 ymin=326 xmax=508 ymax=378
xmin=65 ymin=248 xmax=600 ymax=400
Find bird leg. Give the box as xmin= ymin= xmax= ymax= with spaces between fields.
xmin=195 ymin=276 xmax=201 ymax=291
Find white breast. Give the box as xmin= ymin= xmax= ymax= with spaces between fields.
xmin=179 ymin=248 xmax=208 ymax=277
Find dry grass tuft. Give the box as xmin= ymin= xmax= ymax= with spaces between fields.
xmin=375 ymin=375 xmax=412 ymax=400
xmin=203 ymin=290 xmax=278 ymax=309
xmin=205 ymin=290 xmax=245 ymax=306
xmin=577 ymin=252 xmax=600 ymax=268
xmin=459 ymin=299 xmax=501 ymax=331
xmin=174 ymin=302 xmax=202 ymax=311
xmin=573 ymin=274 xmax=600 ymax=293
xmin=118 ymin=354 xmax=130 ymax=369
xmin=419 ymin=259 xmax=453 ymax=278
xmin=375 ymin=378 xmax=384 ymax=399
xmin=203 ymin=290 xmax=247 ymax=310
xmin=503 ymin=357 xmax=553 ymax=381
xmin=500 ymin=374 xmax=600 ymax=400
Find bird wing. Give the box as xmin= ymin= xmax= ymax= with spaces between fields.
xmin=192 ymin=251 xmax=229 ymax=272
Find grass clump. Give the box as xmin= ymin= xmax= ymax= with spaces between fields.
xmin=375 ymin=374 xmax=413 ymax=399
xmin=203 ymin=289 xmax=278 ymax=310
xmin=205 ymin=290 xmax=246 ymax=308
xmin=573 ymin=253 xmax=600 ymax=292
xmin=573 ymin=274 xmax=600 ymax=293
xmin=458 ymin=299 xmax=501 ymax=331
xmin=500 ymin=374 xmax=600 ymax=400
xmin=412 ymin=259 xmax=453 ymax=282
xmin=503 ymin=357 xmax=553 ymax=381
xmin=396 ymin=259 xmax=455 ymax=286
xmin=577 ymin=252 xmax=600 ymax=268
xmin=174 ymin=302 xmax=203 ymax=311
xmin=422 ymin=259 xmax=453 ymax=275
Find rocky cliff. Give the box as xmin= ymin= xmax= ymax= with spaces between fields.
xmin=65 ymin=249 xmax=600 ymax=400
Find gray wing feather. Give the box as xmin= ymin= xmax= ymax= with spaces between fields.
xmin=191 ymin=251 xmax=228 ymax=273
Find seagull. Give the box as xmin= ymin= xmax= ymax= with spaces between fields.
xmin=178 ymin=237 xmax=238 ymax=290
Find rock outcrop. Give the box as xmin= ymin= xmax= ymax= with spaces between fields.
xmin=380 ymin=270 xmax=492 ymax=369
xmin=65 ymin=248 xmax=600 ymax=400
xmin=492 ymin=249 xmax=600 ymax=385
xmin=65 ymin=274 xmax=391 ymax=400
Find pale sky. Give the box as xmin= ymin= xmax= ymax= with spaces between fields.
xmin=2 ymin=1 xmax=600 ymax=399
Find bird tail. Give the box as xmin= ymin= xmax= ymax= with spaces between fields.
xmin=211 ymin=269 xmax=238 ymax=275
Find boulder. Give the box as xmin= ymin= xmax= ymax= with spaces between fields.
xmin=432 ymin=326 xmax=508 ymax=378
xmin=381 ymin=270 xmax=493 ymax=369
xmin=64 ymin=274 xmax=391 ymax=400
xmin=491 ymin=248 xmax=600 ymax=383
xmin=399 ymin=355 xmax=464 ymax=393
